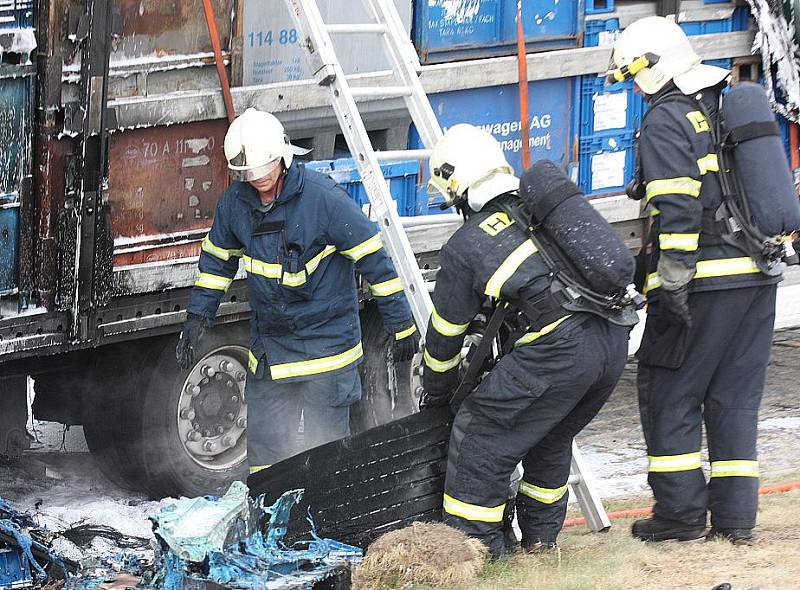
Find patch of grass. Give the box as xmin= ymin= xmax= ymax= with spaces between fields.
xmin=394 ymin=490 xmax=800 ymax=590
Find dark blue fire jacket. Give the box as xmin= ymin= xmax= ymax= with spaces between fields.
xmin=187 ymin=162 xmax=415 ymax=382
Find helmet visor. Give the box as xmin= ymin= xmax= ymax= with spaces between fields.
xmin=229 ymin=157 xmax=281 ymax=182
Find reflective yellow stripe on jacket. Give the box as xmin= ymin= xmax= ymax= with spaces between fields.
xmin=710 ymin=460 xmax=759 ymax=478
xmin=202 ymin=235 xmax=244 ymax=261
xmin=423 ymin=349 xmax=461 ymax=373
xmin=645 ymin=177 xmax=702 ymax=202
xmin=514 ymin=315 xmax=572 ymax=347
xmin=659 ymin=233 xmax=700 ymax=252
xmin=431 ymin=308 xmax=470 ymax=337
xmin=696 ymin=153 xmax=719 ymax=175
xmin=485 ymin=240 xmax=538 ymax=297
xmin=369 ymin=277 xmax=404 ymax=297
xmin=244 ymin=245 xmax=337 ymax=287
xmin=195 ymin=272 xmax=233 ymax=291
xmin=248 ymin=350 xmax=259 ymax=374
xmin=270 ymin=342 xmax=364 ymax=380
xmin=518 ymin=480 xmax=569 ymax=504
xmin=648 ymin=452 xmax=702 ymax=473
xmin=646 ymin=257 xmax=761 ymax=291
xmin=340 ymin=234 xmax=383 ymax=262
xmin=443 ymin=494 xmax=505 ymax=523
xmin=395 ymin=325 xmax=417 ymax=341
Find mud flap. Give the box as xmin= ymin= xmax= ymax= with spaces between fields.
xmin=248 ymin=406 xmax=453 ymax=548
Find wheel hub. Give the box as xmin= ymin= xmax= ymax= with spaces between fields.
xmin=178 ymin=349 xmax=248 ymax=470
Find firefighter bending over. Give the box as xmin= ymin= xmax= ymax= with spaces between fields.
xmin=176 ymin=108 xmax=418 ymax=474
xmin=419 ymin=125 xmax=631 ymax=557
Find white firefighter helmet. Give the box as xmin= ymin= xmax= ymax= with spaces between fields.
xmin=223 ymin=108 xmax=295 ymax=182
xmin=428 ymin=124 xmax=519 ymax=212
xmin=608 ymin=16 xmax=729 ymax=95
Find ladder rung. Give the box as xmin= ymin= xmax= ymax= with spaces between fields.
xmin=350 ymin=86 xmax=413 ymax=99
xmin=326 ymin=23 xmax=387 ymax=34
xmin=375 ymin=149 xmax=431 ymax=161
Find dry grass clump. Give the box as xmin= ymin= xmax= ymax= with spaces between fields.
xmin=352 ymin=522 xmax=489 ymax=589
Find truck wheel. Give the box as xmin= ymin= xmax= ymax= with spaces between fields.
xmin=137 ymin=322 xmax=250 ymax=498
xmin=353 ymin=304 xmax=418 ymax=432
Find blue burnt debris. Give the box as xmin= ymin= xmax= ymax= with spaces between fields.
xmin=0 ymin=485 xmax=361 ymax=590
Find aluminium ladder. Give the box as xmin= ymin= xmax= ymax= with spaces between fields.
xmin=282 ymin=0 xmax=611 ymax=532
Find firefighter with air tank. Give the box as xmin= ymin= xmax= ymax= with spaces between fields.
xmin=608 ymin=16 xmax=799 ymax=544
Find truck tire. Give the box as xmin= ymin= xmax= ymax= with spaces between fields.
xmin=352 ymin=304 xmax=418 ymax=432
xmin=137 ymin=322 xmax=251 ymax=498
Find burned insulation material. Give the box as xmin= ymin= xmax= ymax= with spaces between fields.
xmin=1 ymin=485 xmax=360 ymax=590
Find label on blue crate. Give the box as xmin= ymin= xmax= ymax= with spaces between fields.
xmin=591 ymin=150 xmax=626 ymax=191
xmin=414 ymin=79 xmax=573 ymax=173
xmin=242 ymin=0 xmax=412 ymax=85
xmin=593 ymin=92 xmax=628 ymax=132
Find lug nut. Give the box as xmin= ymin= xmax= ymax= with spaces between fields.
xmin=236 ymin=372 xmax=246 ymax=382
xmin=180 ymin=408 xmax=196 ymax=421
xmin=222 ymin=436 xmax=234 ymax=448
xmin=187 ymin=431 xmax=200 ymax=442
xmin=227 ymin=381 xmax=235 ymax=388
xmin=200 ymin=365 xmax=216 ymax=378
xmin=219 ymin=360 xmax=233 ymax=372
xmin=203 ymin=441 xmax=215 ymax=452
xmin=230 ymin=395 xmax=239 ymax=403
xmin=187 ymin=384 xmax=201 ymax=396
xmin=236 ymin=417 xmax=247 ymax=429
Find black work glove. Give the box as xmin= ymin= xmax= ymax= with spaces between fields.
xmin=176 ymin=313 xmax=207 ymax=370
xmin=418 ymin=388 xmax=453 ymax=411
xmin=659 ymin=285 xmax=692 ymax=328
xmin=390 ymin=326 xmax=419 ymax=363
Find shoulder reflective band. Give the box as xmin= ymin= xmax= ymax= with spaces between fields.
xmin=606 ymin=52 xmax=659 ymax=84
xmin=696 ymin=153 xmax=719 ymax=175
xmin=686 ymin=111 xmax=710 ymax=133
xmin=518 ymin=480 xmax=569 ymax=504
xmin=395 ymin=325 xmax=417 ymax=341
xmin=431 ymin=308 xmax=470 ymax=337
xmin=423 ymin=348 xmax=461 ymax=373
xmin=202 ymin=235 xmax=244 ymax=261
xmin=269 ymin=342 xmax=364 ymax=380
xmin=195 ymin=272 xmax=233 ymax=291
xmin=648 ymin=452 xmax=702 ymax=473
xmin=248 ymin=350 xmax=259 ymax=374
xmin=249 ymin=465 xmax=271 ymax=474
xmin=515 ymin=315 xmax=572 ymax=347
xmin=485 ymin=239 xmax=539 ymax=297
xmin=370 ymin=277 xmax=404 ymax=297
xmin=659 ymin=233 xmax=700 ymax=252
xmin=443 ymin=494 xmax=505 ymax=523
xmin=710 ymin=460 xmax=759 ymax=478
xmin=306 ymin=245 xmax=337 ymax=274
xmin=646 ymin=257 xmax=760 ymax=291
xmin=243 ymin=255 xmax=282 ymax=279
xmin=645 ymin=177 xmax=702 ymax=202
xmin=340 ymin=233 xmax=383 ymax=262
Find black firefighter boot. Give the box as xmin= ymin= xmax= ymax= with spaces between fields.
xmin=631 ymin=515 xmax=707 ymax=542
xmin=706 ymin=527 xmax=754 ymax=546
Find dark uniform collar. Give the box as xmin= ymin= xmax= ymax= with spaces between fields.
xmin=233 ymin=162 xmax=306 ymax=211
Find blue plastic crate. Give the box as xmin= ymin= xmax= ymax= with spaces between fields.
xmin=578 ymin=133 xmax=636 ymax=196
xmin=584 ymin=18 xmax=621 ymax=47
xmin=413 ymin=0 xmax=581 ymax=64
xmin=586 ymin=0 xmax=615 ymax=14
xmin=0 ymin=547 xmax=32 ymax=589
xmin=680 ymin=4 xmax=749 ymax=36
xmin=0 ymin=1 xmax=33 ymax=29
xmin=580 ymin=74 xmax=643 ymax=137
xmin=305 ymin=159 xmax=424 ymax=217
xmin=704 ymin=0 xmax=732 ymax=3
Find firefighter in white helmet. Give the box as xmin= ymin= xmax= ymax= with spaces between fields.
xmin=609 ymin=17 xmax=780 ymax=544
xmin=176 ymin=108 xmax=418 ymax=474
xmin=420 ymin=124 xmax=629 ymax=557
